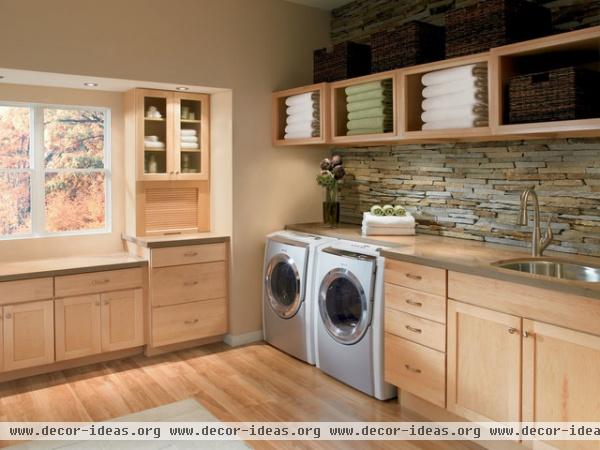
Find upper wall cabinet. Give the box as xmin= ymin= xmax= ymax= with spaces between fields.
xmin=272 ymin=25 xmax=600 ymax=146
xmin=128 ymin=89 xmax=210 ymax=181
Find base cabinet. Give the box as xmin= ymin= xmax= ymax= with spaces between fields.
xmin=3 ymin=300 xmax=54 ymax=371
xmin=522 ymin=320 xmax=600 ymax=450
xmin=101 ymin=289 xmax=144 ymax=352
xmin=447 ymin=300 xmax=522 ymax=423
xmin=55 ymin=289 xmax=144 ymax=362
xmin=55 ymin=295 xmax=102 ymax=361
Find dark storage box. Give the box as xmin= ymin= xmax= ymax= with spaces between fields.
xmin=508 ymin=67 xmax=600 ymax=124
xmin=445 ymin=0 xmax=553 ymax=58
xmin=313 ymin=42 xmax=371 ymax=83
xmin=371 ymin=21 xmax=445 ymax=73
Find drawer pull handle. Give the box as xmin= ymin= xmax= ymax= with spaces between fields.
xmin=104 ymin=300 xmax=110 ymax=305
xmin=4 ymin=313 xmax=11 ymax=320
xmin=184 ymin=319 xmax=199 ymax=325
xmin=508 ymin=327 xmax=520 ymax=335
xmin=92 ymin=279 xmax=110 ymax=285
xmin=405 ymin=325 xmax=422 ymax=334
xmin=405 ymin=273 xmax=422 ymax=281
xmin=184 ymin=251 xmax=198 ymax=257
xmin=95 ymin=301 xmax=101 ymax=306
xmin=184 ymin=281 xmax=199 ymax=287
xmin=405 ymin=299 xmax=422 ymax=307
xmin=405 ymin=364 xmax=421 ymax=374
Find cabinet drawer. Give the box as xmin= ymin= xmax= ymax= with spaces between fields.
xmin=385 ymin=283 xmax=446 ymax=323
xmin=385 ymin=259 xmax=446 ymax=296
xmin=385 ymin=309 xmax=445 ymax=352
xmin=384 ymin=333 xmax=446 ymax=408
xmin=151 ymin=262 xmax=227 ymax=307
xmin=0 ymin=278 xmax=53 ymax=306
xmin=151 ymin=243 xmax=227 ymax=268
xmin=152 ymin=298 xmax=227 ymax=347
xmin=55 ymin=268 xmax=143 ymax=297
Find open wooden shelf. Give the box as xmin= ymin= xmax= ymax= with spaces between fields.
xmin=400 ymin=53 xmax=492 ymax=142
xmin=271 ymin=83 xmax=329 ymax=145
xmin=330 ymin=71 xmax=398 ymax=144
xmin=492 ymin=26 xmax=600 ymax=137
xmin=272 ymin=25 xmax=600 ymax=146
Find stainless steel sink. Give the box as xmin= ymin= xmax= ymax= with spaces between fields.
xmin=492 ymin=258 xmax=600 ymax=283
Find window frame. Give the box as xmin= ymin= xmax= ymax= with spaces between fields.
xmin=0 ymin=101 xmax=112 ymax=240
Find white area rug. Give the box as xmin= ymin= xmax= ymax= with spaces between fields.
xmin=9 ymin=399 xmax=251 ymax=449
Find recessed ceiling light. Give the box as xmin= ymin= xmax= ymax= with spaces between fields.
xmin=84 ymin=82 xmax=98 ymax=87
xmin=176 ymin=86 xmax=189 ymax=91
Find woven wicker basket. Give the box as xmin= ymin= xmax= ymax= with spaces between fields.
xmin=508 ymin=67 xmax=600 ymax=124
xmin=370 ymin=21 xmax=445 ymax=73
xmin=313 ymin=42 xmax=371 ymax=83
xmin=446 ymin=0 xmax=553 ymax=58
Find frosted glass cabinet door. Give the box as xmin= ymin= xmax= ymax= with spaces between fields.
xmin=173 ymin=92 xmax=210 ymax=181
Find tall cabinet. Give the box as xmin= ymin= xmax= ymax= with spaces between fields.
xmin=125 ymin=88 xmax=211 ymax=236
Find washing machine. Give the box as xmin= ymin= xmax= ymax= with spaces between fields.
xmin=314 ymin=239 xmax=396 ymax=400
xmin=263 ymin=230 xmax=336 ymax=364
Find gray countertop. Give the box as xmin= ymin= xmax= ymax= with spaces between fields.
xmin=286 ymin=222 xmax=600 ymax=300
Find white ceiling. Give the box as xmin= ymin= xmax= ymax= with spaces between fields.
xmin=0 ymin=67 xmax=227 ymax=93
xmin=286 ymin=0 xmax=354 ymax=10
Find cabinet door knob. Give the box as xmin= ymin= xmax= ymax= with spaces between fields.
xmin=523 ymin=331 xmax=531 ymax=338
xmin=5 ymin=313 xmax=11 ymax=319
xmin=95 ymin=301 xmax=100 ymax=306
xmin=405 ymin=364 xmax=421 ymax=374
xmin=104 ymin=300 xmax=110 ymax=305
xmin=508 ymin=327 xmax=520 ymax=335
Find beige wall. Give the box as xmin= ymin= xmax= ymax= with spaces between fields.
xmin=0 ymin=0 xmax=330 ymax=336
xmin=0 ymin=83 xmax=126 ymax=260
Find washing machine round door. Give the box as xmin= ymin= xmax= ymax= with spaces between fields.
xmin=265 ymin=253 xmax=302 ymax=319
xmin=319 ymin=268 xmax=370 ymax=345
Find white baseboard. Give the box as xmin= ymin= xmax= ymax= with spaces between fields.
xmin=224 ymin=330 xmax=264 ymax=347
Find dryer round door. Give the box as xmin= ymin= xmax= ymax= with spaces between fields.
xmin=265 ymin=253 xmax=302 ymax=319
xmin=319 ymin=268 xmax=371 ymax=345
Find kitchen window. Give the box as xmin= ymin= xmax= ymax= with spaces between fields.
xmin=0 ymin=103 xmax=111 ymax=238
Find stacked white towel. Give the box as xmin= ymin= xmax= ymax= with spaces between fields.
xmin=284 ymin=91 xmax=320 ymax=140
xmin=180 ymin=129 xmax=198 ymax=149
xmin=361 ymin=212 xmax=416 ymax=236
xmin=144 ymin=135 xmax=165 ymax=149
xmin=420 ymin=63 xmax=488 ymax=130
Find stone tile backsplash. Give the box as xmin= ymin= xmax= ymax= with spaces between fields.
xmin=330 ymin=0 xmax=600 ymax=257
xmin=336 ymin=139 xmax=600 ymax=256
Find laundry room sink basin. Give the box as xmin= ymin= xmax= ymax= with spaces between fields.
xmin=492 ymin=258 xmax=600 ymax=283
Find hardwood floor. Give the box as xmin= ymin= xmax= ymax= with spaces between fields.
xmin=0 ymin=342 xmax=479 ymax=449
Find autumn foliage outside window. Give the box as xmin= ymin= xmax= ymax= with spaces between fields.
xmin=0 ymin=103 xmax=110 ymax=237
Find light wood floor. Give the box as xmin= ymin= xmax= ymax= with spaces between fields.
xmin=0 ymin=342 xmax=479 ymax=449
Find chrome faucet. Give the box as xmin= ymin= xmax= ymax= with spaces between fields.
xmin=517 ymin=188 xmax=553 ymax=257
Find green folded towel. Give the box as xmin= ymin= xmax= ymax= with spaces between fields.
xmin=345 ymin=80 xmax=392 ymax=96
xmin=347 ymin=89 xmax=392 ymax=104
xmin=348 ymin=106 xmax=391 ymax=121
xmin=347 ymin=116 xmax=393 ymax=130
xmin=393 ymin=205 xmax=406 ymax=216
xmin=346 ymin=128 xmax=387 ymax=136
xmin=370 ymin=205 xmax=384 ymax=216
xmin=382 ymin=204 xmax=395 ymax=216
xmin=347 ymin=98 xmax=392 ymax=113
